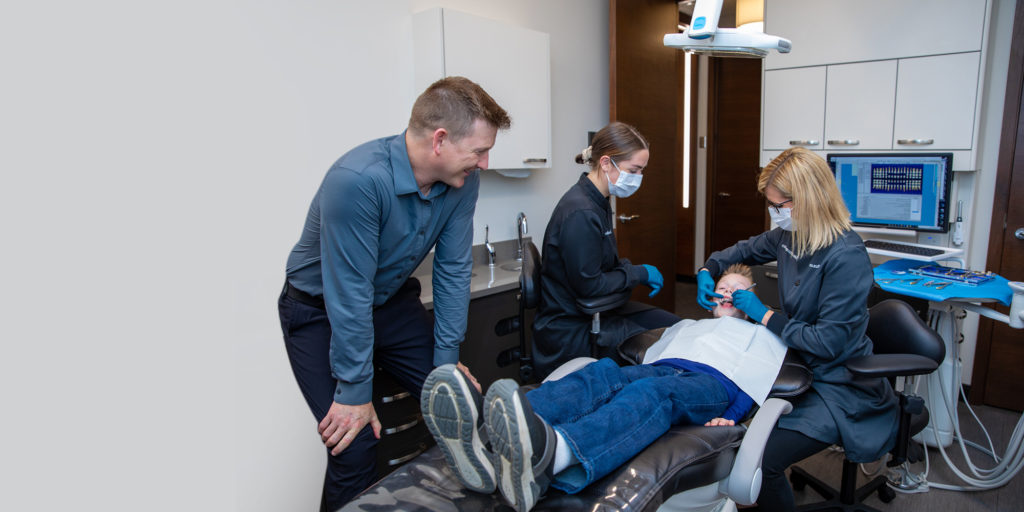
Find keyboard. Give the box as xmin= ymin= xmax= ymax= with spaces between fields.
xmin=864 ymin=240 xmax=943 ymax=256
xmin=863 ymin=239 xmax=964 ymax=261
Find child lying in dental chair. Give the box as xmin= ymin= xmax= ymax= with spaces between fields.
xmin=421 ymin=264 xmax=787 ymax=512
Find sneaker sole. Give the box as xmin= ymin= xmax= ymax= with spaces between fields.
xmin=485 ymin=379 xmax=540 ymax=512
xmin=421 ymin=365 xmax=495 ymax=493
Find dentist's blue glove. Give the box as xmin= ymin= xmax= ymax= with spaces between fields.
xmin=696 ymin=268 xmax=722 ymax=310
xmin=732 ymin=289 xmax=769 ymax=323
xmin=641 ymin=264 xmax=663 ymax=297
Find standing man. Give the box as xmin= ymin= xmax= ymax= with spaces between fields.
xmin=278 ymin=76 xmax=511 ymax=509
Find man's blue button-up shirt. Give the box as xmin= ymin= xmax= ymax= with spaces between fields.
xmin=286 ymin=131 xmax=478 ymax=405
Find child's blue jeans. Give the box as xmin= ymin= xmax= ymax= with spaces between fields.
xmin=525 ymin=357 xmax=729 ymax=493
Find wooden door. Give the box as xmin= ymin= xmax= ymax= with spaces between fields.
xmin=706 ymin=57 xmax=766 ymax=257
xmin=971 ymin=0 xmax=1024 ymax=411
xmin=610 ymin=0 xmax=681 ymax=312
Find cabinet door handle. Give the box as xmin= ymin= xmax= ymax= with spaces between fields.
xmin=381 ymin=391 xmax=411 ymax=403
xmin=523 ymin=158 xmax=548 ymax=164
xmin=788 ymin=140 xmax=820 ymax=146
xmin=387 ymin=444 xmax=427 ymax=466
xmin=617 ymin=214 xmax=640 ymax=223
xmin=384 ymin=416 xmax=422 ymax=436
xmin=827 ymin=139 xmax=860 ymax=146
xmin=765 ymin=271 xmax=779 ymax=279
xmin=718 ymin=192 xmax=731 ymax=198
xmin=897 ymin=138 xmax=934 ymax=145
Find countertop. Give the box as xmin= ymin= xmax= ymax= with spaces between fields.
xmin=415 ymin=238 xmax=530 ymax=310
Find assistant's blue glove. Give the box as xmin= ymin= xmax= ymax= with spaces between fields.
xmin=696 ymin=269 xmax=722 ymax=310
xmin=732 ymin=289 xmax=769 ymax=323
xmin=641 ymin=264 xmax=663 ymax=297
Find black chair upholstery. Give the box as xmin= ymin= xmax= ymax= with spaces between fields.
xmin=789 ymin=299 xmax=946 ymax=511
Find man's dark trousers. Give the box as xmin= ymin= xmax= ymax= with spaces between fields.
xmin=278 ymin=278 xmax=435 ymax=510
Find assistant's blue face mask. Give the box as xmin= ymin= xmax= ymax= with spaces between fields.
xmin=608 ymin=159 xmax=643 ymax=198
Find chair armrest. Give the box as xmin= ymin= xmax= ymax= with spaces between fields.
xmin=769 ymin=352 xmax=813 ymax=398
xmin=575 ymin=290 xmax=632 ymax=315
xmin=543 ymin=357 xmax=597 ymax=382
xmin=845 ymin=354 xmax=939 ymax=379
xmin=719 ymin=398 xmax=793 ymax=506
xmin=616 ymin=327 xmax=668 ymax=365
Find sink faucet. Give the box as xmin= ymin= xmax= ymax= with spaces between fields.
xmin=515 ymin=212 xmax=528 ymax=261
xmin=485 ymin=225 xmax=496 ymax=267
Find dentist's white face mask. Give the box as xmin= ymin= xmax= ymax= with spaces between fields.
xmin=769 ymin=207 xmax=795 ymax=231
xmin=607 ymin=159 xmax=643 ymax=198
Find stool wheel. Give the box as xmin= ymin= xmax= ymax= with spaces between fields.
xmin=789 ymin=471 xmax=807 ymax=491
xmin=878 ymin=484 xmax=896 ymax=503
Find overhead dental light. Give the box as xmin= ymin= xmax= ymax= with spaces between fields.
xmin=664 ymin=0 xmax=790 ymax=58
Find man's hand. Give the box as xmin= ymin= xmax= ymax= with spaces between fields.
xmin=318 ymin=401 xmax=381 ymax=456
xmin=704 ymin=417 xmax=735 ymax=427
xmin=456 ymin=362 xmax=482 ymax=393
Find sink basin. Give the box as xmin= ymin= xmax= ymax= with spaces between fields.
xmin=499 ymin=262 xmax=523 ymax=272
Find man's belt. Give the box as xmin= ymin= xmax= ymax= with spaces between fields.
xmin=285 ymin=281 xmax=325 ymax=309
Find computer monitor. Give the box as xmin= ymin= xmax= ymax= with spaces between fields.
xmin=826 ymin=153 xmax=953 ymax=233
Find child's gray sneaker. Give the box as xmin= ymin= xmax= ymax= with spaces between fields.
xmin=484 ymin=379 xmax=556 ymax=512
xmin=421 ymin=364 xmax=496 ymax=493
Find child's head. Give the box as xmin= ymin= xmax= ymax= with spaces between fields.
xmin=713 ymin=263 xmax=754 ymax=320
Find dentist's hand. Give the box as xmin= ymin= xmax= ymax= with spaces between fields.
xmin=732 ymin=289 xmax=769 ymax=323
xmin=641 ymin=264 xmax=663 ymax=297
xmin=696 ymin=269 xmax=722 ymax=310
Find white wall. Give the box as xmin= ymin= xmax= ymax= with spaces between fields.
xmin=3 ymin=1 xmax=609 ymax=510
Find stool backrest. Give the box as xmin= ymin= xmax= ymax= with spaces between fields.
xmin=521 ymin=241 xmax=542 ymax=309
xmin=866 ymin=299 xmax=945 ymax=365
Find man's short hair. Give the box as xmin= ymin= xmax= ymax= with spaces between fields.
xmin=722 ymin=263 xmax=753 ymax=282
xmin=408 ymin=76 xmax=511 ymax=140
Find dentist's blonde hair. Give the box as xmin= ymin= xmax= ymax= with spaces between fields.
xmin=759 ymin=147 xmax=851 ymax=258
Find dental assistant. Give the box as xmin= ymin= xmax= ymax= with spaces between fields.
xmin=695 ymin=147 xmax=898 ymax=511
xmin=278 ymin=77 xmax=509 ymax=509
xmin=532 ymin=122 xmax=681 ymax=378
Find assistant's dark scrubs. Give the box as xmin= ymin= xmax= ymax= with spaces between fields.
xmin=533 ymin=173 xmax=679 ymax=377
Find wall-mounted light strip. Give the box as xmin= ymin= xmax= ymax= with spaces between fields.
xmin=682 ymin=53 xmax=691 ymax=209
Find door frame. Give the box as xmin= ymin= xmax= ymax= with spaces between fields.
xmin=969 ymin=0 xmax=1024 ymax=404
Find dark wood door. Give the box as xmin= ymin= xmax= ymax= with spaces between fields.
xmin=610 ymin=0 xmax=680 ymax=312
xmin=971 ymin=0 xmax=1024 ymax=411
xmin=706 ymin=57 xmax=766 ymax=257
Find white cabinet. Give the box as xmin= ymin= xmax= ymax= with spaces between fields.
xmin=763 ymin=66 xmax=825 ymax=150
xmin=763 ymin=52 xmax=981 ymax=159
xmin=765 ymin=0 xmax=988 ymax=70
xmin=894 ymin=52 xmax=981 ymax=150
xmin=824 ymin=60 xmax=897 ymax=151
xmin=413 ymin=8 xmax=551 ymax=171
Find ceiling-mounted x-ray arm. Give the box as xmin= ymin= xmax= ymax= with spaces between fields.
xmin=664 ymin=0 xmax=791 ymax=58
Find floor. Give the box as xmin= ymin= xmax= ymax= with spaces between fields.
xmin=673 ymin=278 xmax=1024 ymax=511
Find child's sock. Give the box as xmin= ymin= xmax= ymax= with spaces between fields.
xmin=552 ymin=429 xmax=577 ymax=474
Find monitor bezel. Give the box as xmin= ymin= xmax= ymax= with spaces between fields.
xmin=825 ymin=152 xmax=954 ymax=234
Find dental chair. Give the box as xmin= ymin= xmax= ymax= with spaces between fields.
xmin=788 ymin=298 xmax=945 ymax=512
xmin=341 ymin=327 xmax=813 ymax=512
